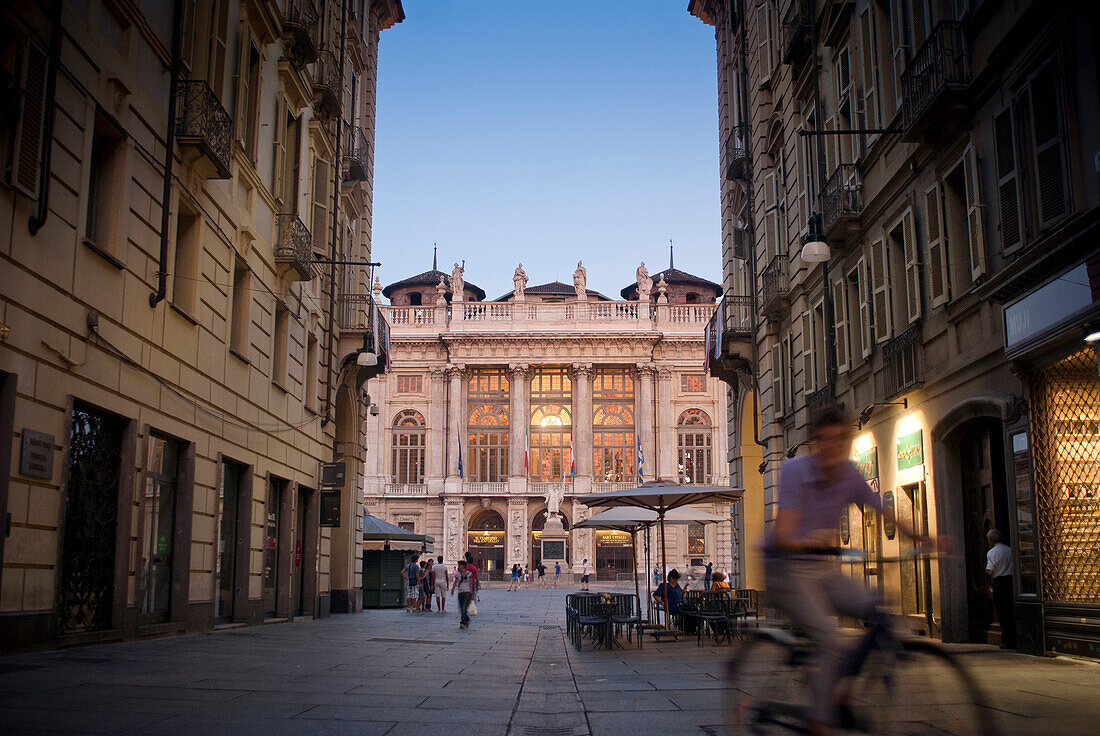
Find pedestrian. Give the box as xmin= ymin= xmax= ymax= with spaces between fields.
xmin=581 ymin=558 xmax=591 ymax=591
xmin=986 ymin=529 xmax=1016 ymax=649
xmin=653 ymin=566 xmax=660 ymax=587
xmin=451 ymin=560 xmax=474 ymax=629
xmin=509 ymin=563 xmax=520 ymax=591
xmin=554 ymin=562 xmax=561 ymax=587
xmin=464 ymin=552 xmax=480 ymax=599
xmin=420 ymin=560 xmax=432 ymax=611
xmin=704 ymin=561 xmax=713 ymax=590
xmin=432 ymin=555 xmax=450 ymax=613
xmin=537 ymin=562 xmax=546 ymax=588
xmin=523 ymin=567 xmax=530 ymax=588
xmin=402 ymin=554 xmax=420 ymax=613
xmin=710 ymin=571 xmax=730 ymax=590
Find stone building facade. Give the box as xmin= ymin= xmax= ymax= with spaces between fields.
xmin=365 ymin=261 xmax=735 ymax=581
xmin=0 ymin=0 xmax=401 ymax=652
xmin=691 ymin=0 xmax=1100 ymax=654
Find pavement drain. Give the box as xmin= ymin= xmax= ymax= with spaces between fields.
xmin=524 ymin=727 xmax=581 ymax=735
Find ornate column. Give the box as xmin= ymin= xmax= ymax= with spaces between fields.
xmin=444 ymin=364 xmax=466 ymax=494
xmin=443 ymin=502 xmax=464 ymax=565
xmin=572 ymin=363 xmax=594 ymax=497
xmin=657 ymin=367 xmax=675 ymax=482
xmin=507 ymin=363 xmax=529 ymax=495
xmin=507 ymin=502 xmax=528 ymax=568
xmin=635 ymin=362 xmax=657 ymax=482
xmin=427 ymin=367 xmax=447 ymax=495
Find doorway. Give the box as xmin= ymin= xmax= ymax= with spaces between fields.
xmin=215 ymin=459 xmax=247 ymax=623
xmin=467 ymin=509 xmax=505 ymax=580
xmin=263 ymin=477 xmax=288 ymax=618
xmin=293 ymin=486 xmax=308 ymax=617
xmin=959 ymin=420 xmax=1009 ymax=643
xmin=897 ymin=482 xmax=933 ymax=632
xmin=140 ymin=435 xmax=180 ymax=625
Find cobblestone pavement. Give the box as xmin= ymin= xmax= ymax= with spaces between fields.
xmin=2 ymin=586 xmax=1099 ymax=735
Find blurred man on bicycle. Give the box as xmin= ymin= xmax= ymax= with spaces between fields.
xmin=766 ymin=405 xmax=932 ymax=736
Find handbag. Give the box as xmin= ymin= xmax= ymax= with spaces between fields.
xmin=467 ymin=599 xmax=479 ymax=616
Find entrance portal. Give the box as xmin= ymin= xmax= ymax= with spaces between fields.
xmin=595 ymin=529 xmax=633 ymax=581
xmin=959 ymin=420 xmax=1009 ymax=643
xmin=467 ymin=509 xmax=505 ymax=580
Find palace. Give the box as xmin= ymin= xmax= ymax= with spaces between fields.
xmin=364 ymin=257 xmax=739 ymax=581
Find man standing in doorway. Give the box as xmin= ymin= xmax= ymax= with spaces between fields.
xmin=986 ymin=529 xmax=1016 ymax=649
xmin=432 ymin=555 xmax=450 ymax=613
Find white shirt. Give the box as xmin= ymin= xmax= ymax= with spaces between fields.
xmin=582 ymin=561 xmax=591 ymax=575
xmin=432 ymin=563 xmax=449 ymax=585
xmin=986 ymin=543 xmax=1013 ymax=578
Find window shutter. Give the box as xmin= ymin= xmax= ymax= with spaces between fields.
xmin=312 ymin=158 xmax=329 ymax=254
xmin=888 ymin=0 xmax=907 ymax=112
xmin=272 ymin=98 xmax=287 ymax=204
xmin=870 ymin=238 xmax=891 ymax=342
xmin=180 ymin=0 xmax=197 ymax=75
xmin=903 ymin=210 xmax=920 ymax=323
xmin=925 ymin=185 xmax=949 ymax=307
xmin=234 ymin=31 xmax=250 ymax=146
xmin=833 ymin=279 xmax=849 ymax=373
xmin=758 ymin=3 xmax=773 ymax=85
xmin=1028 ymin=62 xmax=1071 ymax=229
xmin=772 ymin=345 xmax=784 ymax=416
xmin=763 ymin=171 xmax=777 ymax=258
xmin=856 ymin=257 xmax=872 ymax=358
xmin=801 ymin=312 xmax=813 ymax=394
xmin=859 ymin=8 xmax=878 ymax=132
xmin=962 ymin=144 xmax=986 ymax=281
xmin=991 ymin=108 xmax=1022 ymax=251
xmin=12 ymin=39 xmax=48 ymax=199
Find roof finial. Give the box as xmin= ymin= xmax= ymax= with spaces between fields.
xmin=669 ymin=239 xmax=674 ymax=270
xmin=432 ymin=242 xmax=437 ymax=271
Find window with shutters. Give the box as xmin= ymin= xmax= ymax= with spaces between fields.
xmin=886 ymin=211 xmax=920 ymax=327
xmin=924 ymin=185 xmax=950 ymax=308
xmin=847 ymin=261 xmax=871 ymax=361
xmin=887 ymin=0 xmax=910 ymax=114
xmin=834 ymin=45 xmax=858 ymax=164
xmin=782 ymin=333 xmax=794 ymax=413
xmin=757 ymin=2 xmax=777 ymax=87
xmin=185 ymin=1 xmax=229 ymax=100
xmin=171 ymin=197 xmax=201 ymax=319
xmin=942 ymin=156 xmax=972 ymax=294
xmin=833 ymin=279 xmax=849 ymax=373
xmin=992 ymin=107 xmax=1022 ymax=253
xmin=771 ymin=344 xmax=785 ymax=417
xmin=312 ymin=157 xmax=331 ymax=255
xmin=962 ymin=145 xmax=986 ymax=282
xmin=869 ymin=239 xmax=892 ymax=343
xmin=763 ymin=171 xmax=780 ymax=260
xmin=82 ymin=114 xmax=129 ymax=261
xmin=229 ymin=258 xmax=251 ymax=358
xmin=797 ymin=111 xmax=816 ymax=233
xmin=10 ymin=38 xmax=48 ymax=199
xmin=304 ymin=332 xmax=318 ymax=411
xmin=800 ymin=312 xmax=813 ymax=395
xmin=857 ymin=8 xmax=880 ymax=145
xmin=1026 ymin=60 xmax=1071 ymax=230
xmin=236 ymin=34 xmax=262 ymax=163
xmin=811 ymin=299 xmax=826 ymax=390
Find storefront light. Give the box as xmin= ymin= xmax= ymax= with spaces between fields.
xmin=854 ymin=433 xmax=874 ymax=455
xmin=1085 ymin=329 xmax=1100 ymax=343
xmin=896 ymin=413 xmax=921 ymax=437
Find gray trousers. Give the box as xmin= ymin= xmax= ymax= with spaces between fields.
xmin=765 ymin=557 xmax=879 ymax=725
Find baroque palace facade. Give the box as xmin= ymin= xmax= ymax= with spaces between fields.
xmin=690 ymin=0 xmax=1100 ymax=656
xmin=364 ymin=259 xmax=736 ymax=580
xmin=0 ymin=0 xmax=400 ymax=652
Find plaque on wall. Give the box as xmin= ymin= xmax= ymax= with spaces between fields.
xmin=19 ymin=429 xmax=54 ymax=479
xmin=320 ymin=491 xmax=341 ymax=527
xmin=542 ymin=540 xmax=565 ymax=559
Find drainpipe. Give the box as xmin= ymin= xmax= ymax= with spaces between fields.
xmin=320 ymin=0 xmax=349 ymax=427
xmin=27 ymin=0 xmax=64 ymax=235
xmin=148 ymin=0 xmax=185 ymax=306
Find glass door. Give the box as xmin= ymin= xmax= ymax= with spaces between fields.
xmin=293 ymin=487 xmax=307 ymax=616
xmin=215 ymin=460 xmax=241 ymax=623
xmin=263 ymin=478 xmax=284 ymax=617
xmin=141 ymin=436 xmax=179 ymax=624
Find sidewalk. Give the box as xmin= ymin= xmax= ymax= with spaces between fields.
xmin=1 ymin=586 xmax=1098 ymax=735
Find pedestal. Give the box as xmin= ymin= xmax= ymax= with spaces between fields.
xmin=539 ymin=513 xmax=569 ymax=568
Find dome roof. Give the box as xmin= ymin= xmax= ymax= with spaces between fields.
xmin=619 ymin=267 xmax=721 ymax=300
xmin=382 ymin=269 xmax=486 ymax=301
xmin=495 ymin=281 xmax=611 ymax=302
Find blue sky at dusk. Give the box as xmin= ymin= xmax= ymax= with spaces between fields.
xmin=371 ymin=1 xmax=720 ymax=299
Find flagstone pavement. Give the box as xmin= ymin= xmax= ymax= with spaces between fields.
xmin=2 ymin=585 xmax=1099 ymax=735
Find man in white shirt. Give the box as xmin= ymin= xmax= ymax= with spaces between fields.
xmin=985 ymin=529 xmax=1016 ymax=649
xmin=432 ymin=556 xmax=450 ymax=613
xmin=581 ymin=559 xmax=591 ymax=591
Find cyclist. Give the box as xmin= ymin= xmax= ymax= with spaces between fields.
xmin=766 ymin=404 xmax=932 ymax=736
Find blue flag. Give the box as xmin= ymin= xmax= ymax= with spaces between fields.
xmin=458 ymin=442 xmax=463 ymax=479
xmin=636 ymin=436 xmax=644 ymax=479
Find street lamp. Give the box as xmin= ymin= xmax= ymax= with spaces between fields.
xmin=801 ymin=212 xmax=830 ymax=263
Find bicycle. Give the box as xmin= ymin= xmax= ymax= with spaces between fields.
xmin=725 ymin=551 xmax=999 ymax=736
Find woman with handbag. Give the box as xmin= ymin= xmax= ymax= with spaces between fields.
xmin=451 ymin=560 xmax=474 ymax=629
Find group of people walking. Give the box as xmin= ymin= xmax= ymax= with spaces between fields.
xmin=507 ymin=561 xmax=563 ymax=590
xmin=401 ymin=552 xmax=481 ymax=629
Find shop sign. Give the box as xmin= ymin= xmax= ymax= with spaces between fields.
xmin=468 ymin=531 xmax=503 ymax=545
xmin=156 ymin=534 xmax=170 ymax=555
xmin=595 ymin=530 xmax=632 ymax=546
xmin=897 ymin=431 xmax=924 ymax=471
xmin=319 ymin=491 xmax=340 ymax=527
xmin=882 ymin=491 xmax=897 ymax=540
xmin=320 ymin=462 xmax=346 ymax=488
xmin=19 ymin=428 xmax=54 ymax=479
xmin=1004 ymin=262 xmax=1093 ymax=352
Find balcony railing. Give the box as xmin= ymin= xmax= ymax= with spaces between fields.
xmin=387 ymin=306 xmax=435 ymax=326
xmin=464 ymin=482 xmax=508 ymax=494
xmin=706 ymin=294 xmax=754 ymax=385
xmin=806 ymin=384 xmax=835 ymax=416
xmin=781 ymin=0 xmax=812 ymax=65
xmin=901 ymin=21 xmax=970 ymax=138
xmin=337 ymin=292 xmax=391 ymax=376
xmin=529 ymin=481 xmax=573 ymax=496
xmin=383 ymin=483 xmax=427 ymax=495
xmin=343 ymin=123 xmax=368 ymax=182
xmin=760 ymin=255 xmax=790 ymax=317
xmin=820 ymin=163 xmax=863 ymax=239
xmin=592 ymin=482 xmax=638 ymax=492
xmin=281 ymin=0 xmax=319 ymax=67
xmin=312 ymin=49 xmax=342 ymax=119
xmin=724 ymin=123 xmax=748 ymax=181
xmin=883 ymin=323 xmax=921 ymax=397
xmin=274 ymin=214 xmax=312 ymax=280
xmin=175 ymin=80 xmax=232 ymax=179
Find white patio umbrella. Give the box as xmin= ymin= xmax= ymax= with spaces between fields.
xmin=574 ymin=506 xmax=728 ymax=618
xmin=577 ymin=482 xmax=744 ymax=629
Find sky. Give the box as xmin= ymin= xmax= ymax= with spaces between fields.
xmin=371 ymin=1 xmax=720 ymax=300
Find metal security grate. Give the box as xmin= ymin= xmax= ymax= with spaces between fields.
xmin=1030 ymin=347 xmax=1100 ymax=603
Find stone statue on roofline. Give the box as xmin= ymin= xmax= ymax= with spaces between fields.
xmin=637 ymin=261 xmax=653 ymax=302
xmin=513 ymin=263 xmax=528 ymax=301
xmin=573 ymin=261 xmax=587 ymax=301
xmin=450 ymin=261 xmax=466 ymax=302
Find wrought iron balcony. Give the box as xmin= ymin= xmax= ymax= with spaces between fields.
xmin=820 ymin=163 xmax=863 ymax=240
xmin=281 ymin=0 xmax=319 ymax=67
xmin=705 ymin=293 xmax=755 ymax=386
xmin=312 ymin=49 xmax=342 ymax=119
xmin=760 ymin=255 xmax=790 ymax=318
xmin=883 ymin=323 xmax=921 ymax=397
xmin=781 ymin=0 xmax=812 ymax=66
xmin=343 ymin=123 xmax=368 ymax=182
xmin=901 ymin=22 xmax=970 ymax=140
xmin=274 ymin=214 xmax=312 ymax=281
xmin=175 ymin=80 xmax=232 ymax=179
xmin=724 ymin=123 xmax=748 ymax=181
xmin=337 ymin=292 xmax=391 ymax=380
xmin=806 ymin=384 xmax=835 ymax=416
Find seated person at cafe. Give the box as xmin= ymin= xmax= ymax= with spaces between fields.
xmin=710 ymin=571 xmax=730 ymax=590
xmin=654 ymin=569 xmax=686 ymax=614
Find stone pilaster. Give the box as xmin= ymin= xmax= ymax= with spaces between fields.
xmin=508 ymin=364 xmax=529 ymax=495
xmin=444 ymin=364 xmax=466 ymax=494
xmin=636 ymin=362 xmax=657 ymax=482
xmin=571 ymin=502 xmax=594 ymax=575
xmin=443 ymin=501 xmax=464 ymax=565
xmin=428 ymin=367 xmax=447 ymax=494
xmin=507 ymin=501 xmax=528 ymax=568
xmin=657 ymin=367 xmax=675 ymax=482
xmin=572 ymin=363 xmax=593 ymax=478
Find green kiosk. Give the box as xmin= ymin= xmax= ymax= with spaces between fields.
xmin=361 ymin=514 xmax=434 ymax=608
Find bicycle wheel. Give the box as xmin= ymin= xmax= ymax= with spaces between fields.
xmin=725 ymin=629 xmax=813 ymax=735
xmin=846 ymin=638 xmax=998 ymax=736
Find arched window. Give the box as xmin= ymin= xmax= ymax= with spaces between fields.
xmin=677 ymin=409 xmax=712 ymax=484
xmin=593 ymin=367 xmax=636 ymax=482
xmin=529 ymin=366 xmax=574 ymax=482
xmin=467 ymin=368 xmax=510 ymax=482
xmin=391 ymin=410 xmax=426 ymax=485
xmin=468 ymin=509 xmax=505 ymax=531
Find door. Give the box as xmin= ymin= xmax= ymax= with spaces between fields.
xmin=141 ymin=435 xmax=179 ymax=625
xmin=960 ymin=421 xmax=1009 ymax=642
xmin=57 ymin=405 xmax=125 ymax=633
xmin=898 ymin=483 xmax=932 ymax=630
xmin=293 ymin=487 xmax=307 ymax=616
xmin=263 ymin=478 xmax=284 ymax=618
xmin=215 ymin=460 xmax=241 ymax=623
